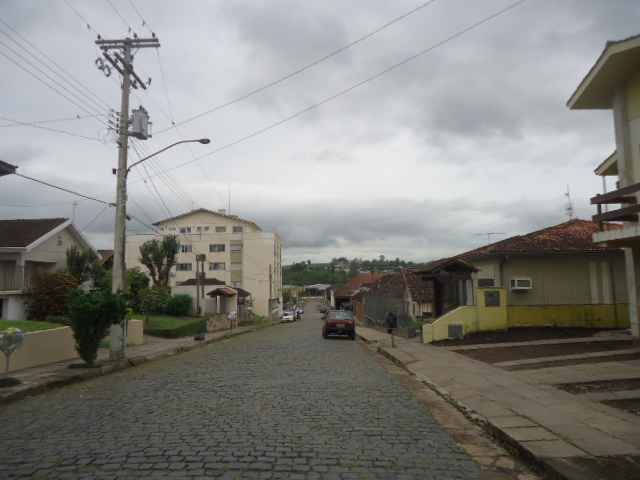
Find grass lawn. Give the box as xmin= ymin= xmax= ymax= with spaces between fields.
xmin=0 ymin=319 xmax=61 ymax=333
xmin=141 ymin=315 xmax=205 ymax=338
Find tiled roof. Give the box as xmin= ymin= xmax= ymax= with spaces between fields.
xmin=458 ymin=219 xmax=618 ymax=261
xmin=402 ymin=269 xmax=434 ymax=303
xmin=335 ymin=272 xmax=385 ymax=298
xmin=365 ymin=270 xmax=433 ymax=303
xmin=0 ymin=218 xmax=68 ymax=248
xmin=415 ymin=257 xmax=477 ymax=274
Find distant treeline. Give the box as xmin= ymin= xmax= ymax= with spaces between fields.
xmin=283 ymin=256 xmax=418 ymax=286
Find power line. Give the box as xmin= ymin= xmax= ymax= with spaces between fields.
xmin=105 ymin=0 xmax=133 ymax=32
xmin=80 ymin=204 xmax=110 ymax=231
xmin=12 ymin=171 xmax=160 ymax=234
xmin=14 ymin=173 xmax=114 ymax=206
xmin=129 ymin=141 xmax=175 ymax=217
xmin=0 ymin=115 xmax=104 ymax=142
xmin=0 ymin=31 xmax=108 ymax=117
xmin=126 ymin=0 xmax=154 ymax=35
xmin=145 ymin=0 xmax=529 ymax=179
xmin=0 ymin=47 xmax=105 ymax=122
xmin=63 ymin=0 xmax=100 ymax=35
xmin=0 ymin=113 xmax=105 ymax=128
xmin=0 ymin=17 xmax=112 ymax=112
xmin=154 ymin=0 xmax=440 ymax=134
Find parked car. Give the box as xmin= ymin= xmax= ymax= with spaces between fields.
xmin=281 ymin=311 xmax=295 ymax=322
xmin=322 ymin=310 xmax=356 ymax=340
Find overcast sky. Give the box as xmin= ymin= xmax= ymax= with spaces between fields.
xmin=1 ymin=0 xmax=638 ymax=263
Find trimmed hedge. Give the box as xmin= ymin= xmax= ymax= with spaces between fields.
xmin=143 ymin=315 xmax=205 ymax=338
xmin=166 ymin=294 xmax=193 ymax=316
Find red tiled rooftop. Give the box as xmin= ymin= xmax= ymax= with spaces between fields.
xmin=459 ymin=219 xmax=618 ymax=261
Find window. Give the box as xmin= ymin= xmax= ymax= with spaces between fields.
xmin=477 ymin=278 xmax=495 ymax=288
xmin=176 ymin=263 xmax=192 ymax=271
xmin=196 ymin=226 xmax=202 ymax=231
xmin=215 ymin=226 xmax=226 ymax=233
xmin=232 ymin=226 xmax=243 ymax=233
xmin=484 ymin=290 xmax=500 ymax=307
xmin=231 ymin=262 xmax=242 ymax=271
xmin=160 ymin=227 xmax=165 ymax=232
xmin=204 ymin=226 xmax=210 ymax=231
xmin=180 ymin=244 xmax=192 ymax=253
xmin=56 ymin=235 xmax=63 ymax=246
xmin=179 ymin=227 xmax=192 ymax=234
xmin=230 ymin=244 xmax=242 ymax=252
xmin=209 ymin=262 xmax=225 ymax=271
xmin=209 ymin=244 xmax=225 ymax=252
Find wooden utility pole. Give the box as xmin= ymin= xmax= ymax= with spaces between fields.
xmin=95 ymin=36 xmax=160 ymax=359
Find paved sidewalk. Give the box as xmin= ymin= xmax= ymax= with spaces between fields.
xmin=357 ymin=326 xmax=640 ymax=480
xmin=0 ymin=324 xmax=269 ymax=406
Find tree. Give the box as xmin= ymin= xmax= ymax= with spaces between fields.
xmin=66 ymin=246 xmax=102 ymax=284
xmin=139 ymin=235 xmax=179 ymax=287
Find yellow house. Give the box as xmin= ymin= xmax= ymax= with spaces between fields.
xmin=568 ymin=33 xmax=640 ymax=337
xmin=423 ymin=220 xmax=629 ymax=343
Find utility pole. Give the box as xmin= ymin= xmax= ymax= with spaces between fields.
xmin=95 ymin=35 xmax=160 ymax=359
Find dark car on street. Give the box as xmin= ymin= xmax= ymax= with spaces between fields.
xmin=322 ymin=310 xmax=356 ymax=340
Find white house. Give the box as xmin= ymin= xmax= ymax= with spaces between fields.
xmin=0 ymin=218 xmax=96 ymax=320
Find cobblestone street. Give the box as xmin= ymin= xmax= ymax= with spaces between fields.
xmin=0 ymin=303 xmax=481 ymax=479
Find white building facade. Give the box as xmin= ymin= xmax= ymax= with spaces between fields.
xmin=126 ymin=209 xmax=283 ymax=318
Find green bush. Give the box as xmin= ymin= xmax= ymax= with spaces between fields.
xmin=139 ymin=287 xmax=171 ymax=314
xmin=144 ymin=315 xmax=205 ymax=338
xmin=67 ymin=289 xmax=127 ymax=366
xmin=25 ymin=272 xmax=79 ymax=320
xmin=45 ymin=315 xmax=71 ymax=326
xmin=166 ymin=294 xmax=193 ymax=316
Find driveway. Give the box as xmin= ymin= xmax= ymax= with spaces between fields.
xmin=0 ymin=300 xmax=480 ymax=479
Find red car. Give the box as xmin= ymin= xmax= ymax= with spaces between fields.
xmin=322 ymin=310 xmax=356 ymax=340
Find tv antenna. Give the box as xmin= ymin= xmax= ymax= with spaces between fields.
xmin=565 ymin=185 xmax=574 ymax=220
xmin=476 ymin=232 xmax=505 ymax=244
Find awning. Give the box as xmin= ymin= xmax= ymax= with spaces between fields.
xmin=206 ymin=286 xmax=237 ymax=297
xmin=234 ymin=287 xmax=251 ymax=298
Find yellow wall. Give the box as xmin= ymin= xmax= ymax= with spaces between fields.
xmin=507 ymin=304 xmax=628 ymax=329
xmin=423 ymin=288 xmax=628 ymax=343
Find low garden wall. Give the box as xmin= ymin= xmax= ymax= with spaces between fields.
xmin=1 ymin=319 xmax=144 ymax=373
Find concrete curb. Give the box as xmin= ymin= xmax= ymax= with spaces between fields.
xmin=0 ymin=322 xmax=277 ymax=407
xmin=361 ymin=334 xmax=570 ymax=480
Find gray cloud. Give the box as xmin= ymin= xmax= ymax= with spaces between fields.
xmin=0 ymin=0 xmax=637 ymax=263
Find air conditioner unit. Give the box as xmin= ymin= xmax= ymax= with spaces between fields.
xmin=510 ymin=278 xmax=532 ymax=291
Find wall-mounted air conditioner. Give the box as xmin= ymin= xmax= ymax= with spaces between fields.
xmin=510 ymin=277 xmax=532 ymax=291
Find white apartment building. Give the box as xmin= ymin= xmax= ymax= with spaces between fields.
xmin=126 ymin=209 xmax=283 ymax=318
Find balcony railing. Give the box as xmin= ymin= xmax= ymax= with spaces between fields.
xmin=591 ymin=181 xmax=640 ymax=229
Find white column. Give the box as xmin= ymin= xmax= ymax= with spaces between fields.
xmin=624 ymin=247 xmax=640 ymax=337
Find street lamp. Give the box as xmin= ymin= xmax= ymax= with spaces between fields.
xmin=110 ymin=137 xmax=210 ymax=360
xmin=126 ymin=138 xmax=211 ymax=174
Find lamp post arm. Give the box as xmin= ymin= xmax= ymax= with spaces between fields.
xmin=127 ymin=140 xmax=196 ymax=174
